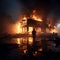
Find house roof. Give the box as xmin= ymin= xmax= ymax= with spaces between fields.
xmin=27 ymin=19 xmax=42 ymax=27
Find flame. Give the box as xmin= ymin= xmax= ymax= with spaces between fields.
xmin=30 ymin=10 xmax=42 ymax=22
xmin=28 ymin=27 xmax=33 ymax=34
xmin=32 ymin=15 xmax=42 ymax=22
xmin=10 ymin=22 xmax=22 ymax=34
xmin=23 ymin=16 xmax=27 ymax=20
xmin=50 ymin=29 xmax=57 ymax=33
xmin=18 ymin=10 xmax=42 ymax=34
xmin=14 ymin=10 xmax=57 ymax=34
xmin=17 ymin=22 xmax=20 ymax=33
xmin=16 ymin=22 xmax=22 ymax=34
xmin=50 ymin=26 xmax=57 ymax=33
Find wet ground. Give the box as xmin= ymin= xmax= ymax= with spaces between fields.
xmin=0 ymin=34 xmax=60 ymax=60
xmin=0 ymin=44 xmax=60 ymax=60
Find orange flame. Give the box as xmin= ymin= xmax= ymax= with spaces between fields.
xmin=23 ymin=16 xmax=27 ymax=20
xmin=15 ymin=22 xmax=22 ymax=34
xmin=32 ymin=15 xmax=42 ymax=22
xmin=50 ymin=26 xmax=57 ymax=33
xmin=28 ymin=27 xmax=33 ymax=34
xmin=30 ymin=10 xmax=42 ymax=22
xmin=15 ymin=10 xmax=57 ymax=34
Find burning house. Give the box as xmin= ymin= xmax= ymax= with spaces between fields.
xmin=16 ymin=10 xmax=57 ymax=35
xmin=19 ymin=18 xmax=49 ymax=35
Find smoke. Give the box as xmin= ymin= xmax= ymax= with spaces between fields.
xmin=0 ymin=0 xmax=25 ymax=34
xmin=0 ymin=0 xmax=24 ymax=21
xmin=0 ymin=14 xmax=15 ymax=34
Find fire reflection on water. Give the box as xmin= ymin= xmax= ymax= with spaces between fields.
xmin=28 ymin=37 xmax=33 ymax=45
xmin=16 ymin=37 xmax=33 ymax=54
xmin=17 ymin=38 xmax=22 ymax=44
xmin=17 ymin=37 xmax=33 ymax=45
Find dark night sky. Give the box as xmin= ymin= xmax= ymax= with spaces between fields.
xmin=0 ymin=0 xmax=60 ymax=21
xmin=0 ymin=0 xmax=23 ymax=21
xmin=20 ymin=0 xmax=60 ymax=13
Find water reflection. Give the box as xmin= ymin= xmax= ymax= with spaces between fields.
xmin=33 ymin=51 xmax=38 ymax=56
xmin=23 ymin=49 xmax=27 ymax=54
xmin=28 ymin=37 xmax=33 ymax=45
xmin=2 ymin=36 xmax=57 ymax=54
xmin=38 ymin=48 xmax=43 ymax=52
xmin=17 ymin=37 xmax=33 ymax=45
xmin=17 ymin=38 xmax=21 ymax=44
xmin=7 ymin=37 xmax=55 ymax=52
